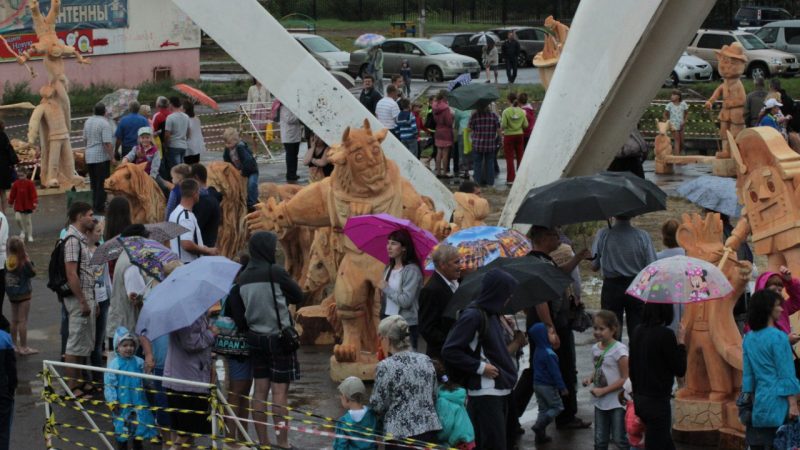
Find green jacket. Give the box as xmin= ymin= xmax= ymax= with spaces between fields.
xmin=501 ymin=106 xmax=528 ymax=135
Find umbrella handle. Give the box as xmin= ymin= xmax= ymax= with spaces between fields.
xmin=718 ymin=247 xmax=732 ymax=270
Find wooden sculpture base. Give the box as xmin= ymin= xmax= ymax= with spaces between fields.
xmin=533 ymin=56 xmax=557 ymax=90
xmin=673 ymin=398 xmax=745 ymax=449
xmin=295 ymin=305 xmax=336 ymax=346
xmin=712 ymin=158 xmax=738 ymax=177
xmin=329 ymin=355 xmax=377 ymax=382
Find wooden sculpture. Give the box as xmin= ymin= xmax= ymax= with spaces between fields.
xmin=26 ymin=84 xmax=82 ymax=188
xmin=258 ymin=182 xmax=314 ymax=285
xmin=533 ymin=15 xmax=569 ymax=90
xmin=104 ymin=162 xmax=166 ymax=224
xmin=673 ymin=212 xmax=751 ymax=438
xmin=725 ymin=127 xmax=800 ymax=276
xmin=247 ymin=119 xmax=453 ymax=380
xmin=705 ymin=43 xmax=746 ymax=160
xmin=654 ymin=120 xmax=674 ymax=174
xmin=452 ymin=192 xmax=489 ymax=228
xmin=295 ymin=227 xmax=343 ymax=346
xmin=206 ymin=161 xmax=248 ymax=259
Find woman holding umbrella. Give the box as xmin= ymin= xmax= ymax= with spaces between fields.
xmin=381 ymin=229 xmax=424 ymax=350
xmin=367 ymin=45 xmax=385 ymax=95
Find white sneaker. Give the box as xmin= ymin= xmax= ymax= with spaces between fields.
xmin=27 ymin=236 xmax=33 ymax=243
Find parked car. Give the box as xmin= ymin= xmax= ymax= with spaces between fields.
xmin=348 ymin=38 xmax=481 ymax=82
xmin=430 ymin=32 xmax=500 ymax=69
xmin=735 ymin=6 xmax=792 ymax=29
xmin=292 ymin=33 xmax=350 ymax=71
xmin=667 ymin=52 xmax=713 ymax=86
xmin=755 ymin=20 xmax=800 ymax=63
xmin=489 ymin=26 xmax=546 ymax=68
xmin=686 ymin=29 xmax=799 ymax=79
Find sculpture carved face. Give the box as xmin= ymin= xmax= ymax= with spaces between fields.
xmin=328 ymin=119 xmax=390 ymax=195
xmin=718 ymin=55 xmax=745 ymax=79
xmin=544 ymin=15 xmax=555 ymax=29
xmin=743 ymin=165 xmax=788 ymax=227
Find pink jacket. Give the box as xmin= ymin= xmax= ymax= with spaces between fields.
xmin=432 ymin=99 xmax=454 ymax=147
xmin=755 ymin=271 xmax=800 ymax=334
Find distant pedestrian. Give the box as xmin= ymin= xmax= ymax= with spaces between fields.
xmin=663 ymin=90 xmax=688 ymax=155
xmin=164 ymin=96 xmax=190 ymax=168
xmin=376 ymin=85 xmax=401 ymax=130
xmin=391 ymin=74 xmax=406 ymax=100
xmin=138 ymin=104 xmax=153 ymax=130
xmin=453 ymin=107 xmax=472 ymax=179
xmin=151 ymin=96 xmax=172 ymax=180
xmin=745 ymin=77 xmax=767 ymax=127
xmin=0 ymin=121 xmax=16 ymax=212
xmin=501 ymin=31 xmax=521 ymax=84
xmin=122 ymin=127 xmax=162 ymax=183
xmin=432 ymin=90 xmax=454 ymax=178
xmin=8 ymin=168 xmax=37 ymax=243
xmin=183 ymin=100 xmax=206 ymax=165
xmin=0 ymin=316 xmax=16 ymax=450
xmin=400 ymin=60 xmax=412 ymax=97
xmin=482 ymin=40 xmax=499 ymax=84
xmin=359 ymin=75 xmax=382 ymax=115
xmin=367 ymin=45 xmax=384 ymax=94
xmin=371 ymin=315 xmax=441 ymax=449
xmin=222 ymin=128 xmax=260 ymax=211
xmin=333 ymin=376 xmax=378 ymax=450
xmin=5 ymin=237 xmax=35 ymax=356
xmin=165 ymin=164 xmax=191 ymax=220
xmin=759 ymin=98 xmax=785 ymax=133
xmin=114 ymin=101 xmax=149 ymax=161
xmin=168 ymin=179 xmax=218 ymax=263
xmin=583 ymin=311 xmax=630 ymax=450
xmin=279 ymin=103 xmax=302 ymax=183
xmin=381 ymin=230 xmax=423 ymax=350
xmin=500 ymin=93 xmax=528 ymax=185
xmin=528 ymin=322 xmax=566 ymax=444
xmin=469 ymin=105 xmax=500 ymax=186
xmin=395 ymin=99 xmax=419 ymax=157
xmin=83 ymin=102 xmax=115 ymax=214
xmin=630 ymin=303 xmax=687 ymax=450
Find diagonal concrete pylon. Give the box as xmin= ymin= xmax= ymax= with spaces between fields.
xmin=172 ymin=0 xmax=455 ymax=215
xmin=499 ymin=0 xmax=715 ymax=227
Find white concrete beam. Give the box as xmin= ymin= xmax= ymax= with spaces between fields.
xmin=172 ymin=0 xmax=455 ymax=215
xmin=499 ymin=0 xmax=715 ymax=227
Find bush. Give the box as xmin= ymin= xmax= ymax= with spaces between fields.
xmin=1 ymin=81 xmax=36 ymax=105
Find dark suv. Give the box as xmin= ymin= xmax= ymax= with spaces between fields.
xmin=490 ymin=26 xmax=546 ymax=67
xmin=430 ymin=32 xmax=499 ymax=69
xmin=734 ymin=6 xmax=792 ymax=28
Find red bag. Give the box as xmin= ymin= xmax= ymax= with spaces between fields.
xmin=625 ymin=401 xmax=645 ymax=447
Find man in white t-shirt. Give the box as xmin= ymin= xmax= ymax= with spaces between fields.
xmin=375 ymin=85 xmax=401 ymax=130
xmin=168 ymin=179 xmax=218 ymax=263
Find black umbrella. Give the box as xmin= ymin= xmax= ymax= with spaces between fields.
xmin=513 ymin=172 xmax=667 ymax=227
xmin=446 ymin=83 xmax=500 ymax=111
xmin=444 ymin=257 xmax=574 ymax=319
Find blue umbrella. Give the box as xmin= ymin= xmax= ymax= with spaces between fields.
xmin=135 ymin=256 xmax=241 ymax=340
xmin=676 ymin=175 xmax=741 ymax=218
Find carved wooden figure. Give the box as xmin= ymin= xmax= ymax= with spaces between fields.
xmin=104 ymin=162 xmax=166 ymax=224
xmin=452 ymin=192 xmax=490 ymax=228
xmin=26 ymin=84 xmax=82 ymax=188
xmin=705 ymin=43 xmax=747 ymax=159
xmin=540 ymin=15 xmax=569 ymax=62
xmin=654 ymin=119 xmax=675 ymax=174
xmin=247 ymin=119 xmax=453 ymax=380
xmin=206 ymin=161 xmax=248 ymax=259
xmin=258 ymin=182 xmax=314 ymax=285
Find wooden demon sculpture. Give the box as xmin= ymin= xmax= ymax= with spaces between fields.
xmin=258 ymin=182 xmax=314 ymax=285
xmin=206 ymin=161 xmax=248 ymax=259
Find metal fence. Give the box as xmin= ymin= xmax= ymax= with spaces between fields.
xmin=263 ymin=0 xmax=580 ymax=24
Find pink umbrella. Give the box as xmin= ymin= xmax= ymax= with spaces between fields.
xmin=343 ymin=213 xmax=439 ymax=267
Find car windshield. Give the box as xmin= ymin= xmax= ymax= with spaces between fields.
xmin=299 ymin=37 xmax=341 ymax=53
xmin=417 ymin=40 xmax=452 ymax=55
xmin=737 ymin=34 xmax=768 ymax=50
xmin=431 ymin=35 xmax=455 ymax=47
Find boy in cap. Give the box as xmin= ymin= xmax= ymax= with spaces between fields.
xmin=333 ymin=376 xmax=377 ymax=450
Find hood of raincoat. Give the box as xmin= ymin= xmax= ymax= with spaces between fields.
xmin=528 ymin=322 xmax=551 ymax=350
xmin=438 ymin=386 xmax=467 ymax=405
xmin=433 ymin=99 xmax=450 ymax=113
xmin=472 ymin=269 xmax=518 ymax=315
xmin=113 ymin=326 xmax=138 ymax=358
xmin=248 ymin=231 xmax=277 ymax=266
xmin=755 ymin=271 xmax=782 ymax=291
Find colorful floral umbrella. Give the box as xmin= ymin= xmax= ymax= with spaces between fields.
xmin=425 ymin=226 xmax=531 ymax=271
xmin=343 ymin=214 xmax=439 ymax=267
xmin=121 ymin=237 xmax=179 ymax=281
xmin=626 ymin=255 xmax=733 ymax=304
xmin=354 ymin=33 xmax=386 ymax=48
xmin=100 ymin=88 xmax=139 ymax=119
xmin=89 ymin=223 xmax=188 ymax=265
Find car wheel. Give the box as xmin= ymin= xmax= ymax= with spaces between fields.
xmin=747 ymin=63 xmax=769 ymax=80
xmin=425 ymin=66 xmax=443 ymax=82
xmin=358 ymin=64 xmax=369 ymax=80
xmin=670 ymin=72 xmax=679 ymax=87
xmin=516 ymin=51 xmax=528 ymax=68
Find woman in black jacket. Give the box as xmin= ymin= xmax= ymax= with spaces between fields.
xmin=629 ymin=303 xmax=687 ymax=450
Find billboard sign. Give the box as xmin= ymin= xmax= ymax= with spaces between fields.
xmin=0 ymin=0 xmax=127 ymax=34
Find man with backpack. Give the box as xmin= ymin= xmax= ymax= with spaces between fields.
xmin=60 ymin=202 xmax=98 ymax=395
xmin=168 ymin=179 xmax=218 ymax=263
xmin=442 ymin=269 xmax=519 ymax=450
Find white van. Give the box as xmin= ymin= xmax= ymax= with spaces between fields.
xmin=755 ymin=20 xmax=800 ymax=63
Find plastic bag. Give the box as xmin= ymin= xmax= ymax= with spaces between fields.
xmin=265 ymin=121 xmax=274 ymax=142
xmin=463 ymin=128 xmax=472 ymax=155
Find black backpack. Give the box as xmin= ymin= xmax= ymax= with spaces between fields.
xmin=47 ymin=234 xmax=80 ymax=300
xmin=445 ymin=307 xmax=489 ymax=388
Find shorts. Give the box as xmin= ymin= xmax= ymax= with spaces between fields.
xmin=227 ymin=356 xmax=253 ymax=382
xmin=247 ymin=333 xmax=300 ymax=383
xmin=167 ymin=388 xmax=211 ymax=435
xmin=63 ymin=296 xmax=96 ymax=357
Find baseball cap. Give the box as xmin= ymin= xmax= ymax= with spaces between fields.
xmin=338 ymin=376 xmax=366 ymax=400
xmin=137 ymin=126 xmax=153 ymax=136
xmin=765 ymin=98 xmax=783 ymax=109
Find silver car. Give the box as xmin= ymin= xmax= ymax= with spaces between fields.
xmin=292 ymin=33 xmax=350 ymax=71
xmin=348 ymin=38 xmax=481 ymax=82
xmin=666 ymin=52 xmax=713 ymax=86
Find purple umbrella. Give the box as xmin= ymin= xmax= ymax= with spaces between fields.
xmin=343 ymin=214 xmax=439 ymax=267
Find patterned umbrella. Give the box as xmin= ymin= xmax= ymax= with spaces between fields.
xmin=354 ymin=33 xmax=386 ymax=48
xmin=89 ymin=223 xmax=188 ymax=265
xmin=121 ymin=237 xmax=180 ymax=281
xmin=425 ymin=226 xmax=531 ymax=271
xmin=100 ymin=89 xmax=139 ymax=120
xmin=626 ymin=255 xmax=733 ymax=304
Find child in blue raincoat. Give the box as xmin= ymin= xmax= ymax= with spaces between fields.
xmin=104 ymin=327 xmax=157 ymax=449
xmin=433 ymin=361 xmax=475 ymax=449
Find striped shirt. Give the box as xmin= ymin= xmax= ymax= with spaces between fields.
xmin=83 ymin=115 xmax=114 ymax=164
xmin=64 ymin=225 xmax=96 ymax=302
xmin=468 ymin=111 xmax=500 ymax=153
xmin=591 ymin=220 xmax=657 ymax=278
xmin=375 ymin=97 xmax=400 ymax=130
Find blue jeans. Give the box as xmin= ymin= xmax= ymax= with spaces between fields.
xmin=473 ymin=151 xmax=495 ymax=186
xmin=533 ymin=384 xmax=564 ymax=431
xmin=246 ymin=172 xmax=259 ymax=209
xmin=595 ymin=407 xmax=629 ymax=450
xmin=168 ymin=147 xmax=186 ymax=168
xmin=90 ymin=300 xmax=109 ymax=376
xmin=402 ymin=139 xmax=419 ymax=158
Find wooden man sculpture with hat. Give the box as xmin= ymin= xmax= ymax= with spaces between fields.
xmin=704 ymin=42 xmax=747 ymax=160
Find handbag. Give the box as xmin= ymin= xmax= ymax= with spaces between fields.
xmin=736 ymin=391 xmax=753 ymax=427
xmin=213 ymin=287 xmax=250 ymax=357
xmin=774 ymin=418 xmax=800 ymax=450
xmin=269 ymin=265 xmax=300 ymax=353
